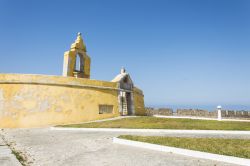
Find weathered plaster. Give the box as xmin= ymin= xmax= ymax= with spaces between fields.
xmin=0 ymin=74 xmax=122 ymax=128
xmin=0 ymin=89 xmax=4 ymax=113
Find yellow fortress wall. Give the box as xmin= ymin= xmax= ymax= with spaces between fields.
xmin=133 ymin=87 xmax=145 ymax=116
xmin=0 ymin=33 xmax=146 ymax=128
xmin=0 ymin=74 xmax=120 ymax=128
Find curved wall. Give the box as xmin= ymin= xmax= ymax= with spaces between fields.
xmin=133 ymin=87 xmax=145 ymax=116
xmin=0 ymin=74 xmax=120 ymax=128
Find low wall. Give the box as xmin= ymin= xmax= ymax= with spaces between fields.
xmin=146 ymin=107 xmax=173 ymax=116
xmin=221 ymin=110 xmax=250 ymax=118
xmin=176 ymin=109 xmax=250 ymax=119
xmin=176 ymin=109 xmax=217 ymax=117
xmin=146 ymin=107 xmax=250 ymax=119
xmin=0 ymin=74 xmax=120 ymax=128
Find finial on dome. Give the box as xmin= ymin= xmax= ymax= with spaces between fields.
xmin=71 ymin=32 xmax=87 ymax=52
xmin=121 ymin=67 xmax=126 ymax=74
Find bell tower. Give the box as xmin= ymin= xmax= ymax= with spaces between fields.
xmin=63 ymin=33 xmax=91 ymax=78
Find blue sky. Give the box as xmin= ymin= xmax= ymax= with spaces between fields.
xmin=0 ymin=0 xmax=249 ymax=110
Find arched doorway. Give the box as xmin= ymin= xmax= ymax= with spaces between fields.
xmin=119 ymin=76 xmax=134 ymax=116
xmin=120 ymin=91 xmax=133 ymax=115
xmin=112 ymin=68 xmax=135 ymax=116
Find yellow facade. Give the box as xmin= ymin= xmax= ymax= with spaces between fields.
xmin=0 ymin=74 xmax=121 ymax=128
xmin=0 ymin=33 xmax=145 ymax=128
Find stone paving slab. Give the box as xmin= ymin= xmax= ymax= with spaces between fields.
xmin=0 ymin=146 xmax=12 ymax=156
xmin=0 ymin=137 xmax=22 ymax=166
xmin=0 ymin=156 xmax=22 ymax=166
xmin=0 ymin=137 xmax=5 ymax=146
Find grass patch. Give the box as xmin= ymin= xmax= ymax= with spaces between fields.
xmin=58 ymin=117 xmax=250 ymax=130
xmin=118 ymin=135 xmax=250 ymax=159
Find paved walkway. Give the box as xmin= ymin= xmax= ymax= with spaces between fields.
xmin=0 ymin=128 xmax=238 ymax=166
xmin=0 ymin=134 xmax=21 ymax=166
xmin=52 ymin=127 xmax=250 ymax=138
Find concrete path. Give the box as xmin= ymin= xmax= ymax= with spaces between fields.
xmin=51 ymin=127 xmax=250 ymax=138
xmin=0 ymin=128 xmax=239 ymax=166
xmin=0 ymin=135 xmax=21 ymax=166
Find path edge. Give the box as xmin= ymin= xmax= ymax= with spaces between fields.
xmin=113 ymin=137 xmax=250 ymax=166
xmin=50 ymin=127 xmax=250 ymax=135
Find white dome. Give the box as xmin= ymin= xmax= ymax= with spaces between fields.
xmin=217 ymin=105 xmax=222 ymax=109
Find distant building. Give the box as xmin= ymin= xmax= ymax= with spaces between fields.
xmin=0 ymin=33 xmax=145 ymax=128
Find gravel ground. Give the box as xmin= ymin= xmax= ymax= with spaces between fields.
xmin=0 ymin=128 xmax=242 ymax=166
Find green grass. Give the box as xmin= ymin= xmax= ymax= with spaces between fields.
xmin=58 ymin=117 xmax=250 ymax=130
xmin=118 ymin=135 xmax=250 ymax=159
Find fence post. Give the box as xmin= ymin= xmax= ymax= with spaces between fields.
xmin=217 ymin=105 xmax=222 ymax=121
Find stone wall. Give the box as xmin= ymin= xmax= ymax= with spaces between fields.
xmin=175 ymin=109 xmax=250 ymax=119
xmin=145 ymin=107 xmax=250 ymax=119
xmin=221 ymin=110 xmax=250 ymax=118
xmin=176 ymin=109 xmax=217 ymax=117
xmin=146 ymin=107 xmax=173 ymax=116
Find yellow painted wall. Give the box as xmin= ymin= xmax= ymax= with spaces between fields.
xmin=133 ymin=87 xmax=146 ymax=115
xmin=0 ymin=74 xmax=120 ymax=128
xmin=0 ymin=74 xmax=116 ymax=88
